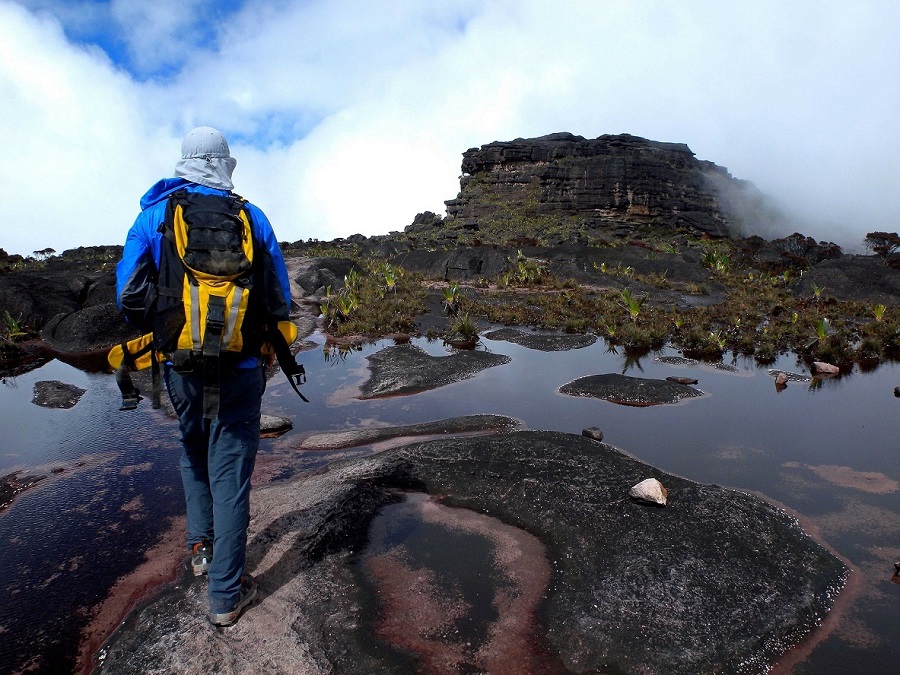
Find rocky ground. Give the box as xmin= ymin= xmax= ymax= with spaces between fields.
xmin=94 ymin=427 xmax=845 ymax=675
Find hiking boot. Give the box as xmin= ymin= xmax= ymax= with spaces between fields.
xmin=190 ymin=540 xmax=213 ymax=576
xmin=209 ymin=575 xmax=257 ymax=627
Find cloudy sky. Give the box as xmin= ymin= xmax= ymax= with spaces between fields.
xmin=2 ymin=0 xmax=898 ymax=256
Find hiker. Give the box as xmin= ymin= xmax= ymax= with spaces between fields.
xmin=115 ymin=126 xmax=292 ymax=626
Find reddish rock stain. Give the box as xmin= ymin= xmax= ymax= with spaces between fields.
xmin=362 ymin=493 xmax=564 ymax=674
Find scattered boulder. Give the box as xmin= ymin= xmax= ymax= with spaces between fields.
xmin=397 ymin=246 xmax=510 ymax=282
xmin=812 ymin=362 xmax=840 ymax=375
xmin=768 ymin=369 xmax=811 ymax=383
xmin=738 ymin=233 xmax=842 ymax=273
xmin=629 ymin=477 xmax=669 ymax=506
xmin=666 ymin=376 xmax=698 ymax=385
xmin=290 ymin=257 xmax=360 ymax=296
xmin=581 ymin=427 xmax=604 ymax=441
xmin=260 ymin=415 xmax=292 ymax=438
xmin=41 ymin=304 xmax=137 ymax=354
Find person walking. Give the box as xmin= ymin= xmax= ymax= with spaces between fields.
xmin=116 ymin=126 xmax=292 ymax=626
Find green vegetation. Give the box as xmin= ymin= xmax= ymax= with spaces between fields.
xmin=446 ymin=313 xmax=480 ymax=345
xmin=319 ymin=259 xmax=428 ymax=337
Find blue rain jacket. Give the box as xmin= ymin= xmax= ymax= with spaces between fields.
xmin=116 ymin=177 xmax=292 ymax=366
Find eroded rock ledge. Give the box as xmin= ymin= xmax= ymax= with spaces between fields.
xmin=97 ymin=430 xmax=845 ymax=674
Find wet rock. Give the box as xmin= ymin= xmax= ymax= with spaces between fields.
xmin=767 ymin=369 xmax=811 ymax=383
xmin=484 ymin=327 xmax=597 ymax=351
xmin=260 ymin=415 xmax=292 ymax=438
xmin=628 ymin=477 xmax=668 ymax=506
xmin=360 ymin=344 xmax=510 ymax=398
xmin=542 ymin=242 xmax=713 ymax=289
xmin=97 ymin=431 xmax=846 ymax=675
xmin=656 ymin=355 xmax=699 ymax=366
xmin=560 ymin=373 xmax=704 ymax=406
xmin=775 ymin=372 xmax=789 ymax=392
xmin=666 ymin=376 xmax=698 ymax=385
xmin=31 ymin=380 xmax=86 ymax=409
xmin=812 ymin=362 xmax=840 ymax=375
xmin=0 ymin=472 xmax=46 ymax=510
xmin=299 ymin=414 xmax=520 ymax=450
xmin=41 ymin=303 xmax=137 ymax=354
xmin=581 ymin=427 xmax=604 ymax=441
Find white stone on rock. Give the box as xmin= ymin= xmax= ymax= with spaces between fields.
xmin=628 ymin=478 xmax=668 ymax=506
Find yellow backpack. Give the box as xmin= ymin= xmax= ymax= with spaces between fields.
xmin=109 ymin=190 xmax=304 ymax=416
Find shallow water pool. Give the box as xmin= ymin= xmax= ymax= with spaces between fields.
xmin=0 ymin=333 xmax=897 ymax=673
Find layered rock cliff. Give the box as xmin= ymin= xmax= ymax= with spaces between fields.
xmin=412 ymin=132 xmax=780 ymax=243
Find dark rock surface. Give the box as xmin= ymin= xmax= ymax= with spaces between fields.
xmin=31 ymin=380 xmax=86 ymax=408
xmin=0 ymin=471 xmax=46 ymax=510
xmin=439 ymin=132 xmax=777 ymax=240
xmin=299 ymin=413 xmax=520 ymax=449
xmin=291 ymin=257 xmax=360 ymax=295
xmin=560 ymin=372 xmax=704 ymax=406
xmin=97 ymin=431 xmax=845 ymax=674
xmin=41 ymin=303 xmax=139 ymax=354
xmin=793 ymin=254 xmax=900 ymax=304
xmin=359 ymin=344 xmax=511 ymax=398
xmin=737 ymin=233 xmax=843 ymax=272
xmin=484 ymin=327 xmax=597 ymax=351
xmin=396 ymin=247 xmax=510 ymax=282
xmin=0 ymin=272 xmax=91 ymax=327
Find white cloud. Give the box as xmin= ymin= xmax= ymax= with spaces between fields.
xmin=2 ymin=0 xmax=900 ymax=256
xmin=0 ymin=2 xmax=179 ymax=255
xmin=109 ymin=0 xmax=208 ymax=75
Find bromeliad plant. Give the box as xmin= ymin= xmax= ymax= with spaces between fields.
xmin=446 ymin=312 xmax=479 ymax=345
xmin=1 ymin=310 xmax=26 ymax=343
xmin=442 ymin=282 xmax=461 ymax=314
xmin=700 ymin=247 xmax=731 ymax=274
xmin=618 ymin=288 xmax=646 ymax=322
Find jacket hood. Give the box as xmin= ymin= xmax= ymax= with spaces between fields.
xmin=139 ymin=177 xmax=194 ymax=211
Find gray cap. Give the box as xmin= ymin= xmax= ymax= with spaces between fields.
xmin=174 ymin=126 xmax=237 ymax=190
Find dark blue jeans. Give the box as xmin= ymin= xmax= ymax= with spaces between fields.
xmin=164 ymin=363 xmax=265 ymax=614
